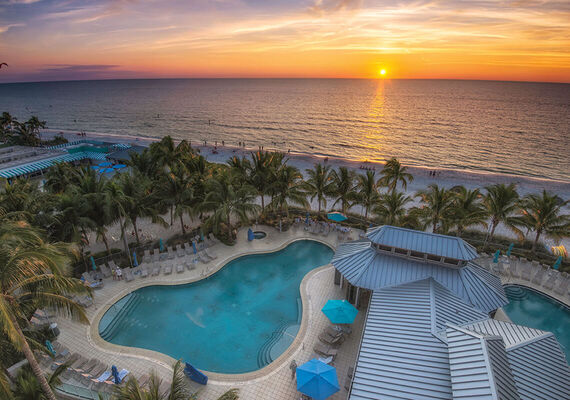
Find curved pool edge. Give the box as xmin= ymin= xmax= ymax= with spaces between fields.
xmin=503 ymin=283 xmax=570 ymax=309
xmin=88 ymin=234 xmax=337 ymax=383
xmin=499 ymin=275 xmax=569 ymax=307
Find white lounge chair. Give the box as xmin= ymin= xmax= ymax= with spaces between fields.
xmin=143 ymin=249 xmax=151 ymax=264
xmin=198 ymin=252 xmax=210 ymax=264
xmin=140 ymin=266 xmax=149 ymax=278
xmin=543 ymin=270 xmax=559 ymax=290
xmin=204 ymin=248 xmax=217 ymax=260
xmin=176 ymin=244 xmax=185 ymax=258
xmin=100 ymin=263 xmax=112 ymax=278
xmin=152 ymin=263 xmax=161 ymax=276
xmin=184 ymin=242 xmax=194 ymax=255
xmin=163 ymin=263 xmax=172 ymax=275
xmin=124 ymin=269 xmax=134 ymax=282
xmin=176 ymin=264 xmax=184 ymax=273
xmin=167 ymin=246 xmax=175 ymax=260
xmin=152 ymin=248 xmax=160 ymax=262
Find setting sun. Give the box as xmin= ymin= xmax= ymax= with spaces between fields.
xmin=380 ymin=69 xmax=387 ymax=76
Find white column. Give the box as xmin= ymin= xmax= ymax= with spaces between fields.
xmin=355 ymin=287 xmax=360 ymax=308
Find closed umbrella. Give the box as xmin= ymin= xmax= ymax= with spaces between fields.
xmin=45 ymin=340 xmax=56 ymax=356
xmin=327 ymin=212 xmax=347 ymax=222
xmin=305 ymin=212 xmax=310 ymax=225
xmin=200 ymin=230 xmax=205 ymax=242
xmin=159 ymin=238 xmax=164 ymax=252
xmin=247 ymin=228 xmax=254 ymax=241
xmin=192 ymin=241 xmax=197 ymax=254
xmin=506 ymin=243 xmax=514 ymax=257
xmin=132 ymin=251 xmax=138 ymax=267
xmin=90 ymin=256 xmax=97 ymax=271
xmin=111 ymin=365 xmax=119 ymax=384
xmin=296 ymin=359 xmax=340 ymax=400
xmin=553 ymin=256 xmax=562 ymax=270
xmin=321 ymin=299 xmax=358 ymax=324
xmin=493 ymin=250 xmax=501 ymax=263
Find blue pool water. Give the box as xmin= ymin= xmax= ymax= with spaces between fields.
xmin=99 ymin=240 xmax=333 ymax=373
xmin=503 ymin=285 xmax=570 ymax=360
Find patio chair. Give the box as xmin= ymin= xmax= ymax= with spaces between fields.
xmin=124 ymin=269 xmax=134 ymax=282
xmin=176 ymin=244 xmax=185 ymax=258
xmin=152 ymin=263 xmax=161 ymax=276
xmin=99 ymin=263 xmax=112 ymax=278
xmin=204 ymin=248 xmax=218 ymax=260
xmin=176 ymin=264 xmax=185 ymax=273
xmin=167 ymin=246 xmax=175 ymax=260
xmin=208 ymin=233 xmax=219 ymax=244
xmin=324 ymin=326 xmax=344 ymax=338
xmin=198 ymin=252 xmax=210 ymax=264
xmin=140 ymin=266 xmax=149 ymax=278
xmin=108 ymin=260 xmax=119 ymax=271
xmin=163 ymin=263 xmax=173 ymax=275
xmin=185 ymin=260 xmax=196 ymax=271
xmin=542 ymin=270 xmax=559 ymax=290
xmin=531 ymin=265 xmax=548 ymax=285
xmin=62 ymin=355 xmax=88 ymax=379
xmin=152 ymin=248 xmax=160 ymax=262
xmin=319 ymin=332 xmax=344 ymax=347
xmin=53 ymin=352 xmax=80 ymax=368
xmin=313 ymin=343 xmax=338 ymax=358
xmin=553 ymin=276 xmax=569 ymax=296
xmin=80 ymin=362 xmax=107 ymax=386
xmin=184 ymin=242 xmax=194 ymax=255
xmin=143 ymin=249 xmax=151 ymax=264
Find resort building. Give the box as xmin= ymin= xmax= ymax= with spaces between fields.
xmin=332 ymin=226 xmax=570 ymax=400
xmin=0 ymin=140 xmax=135 ymax=180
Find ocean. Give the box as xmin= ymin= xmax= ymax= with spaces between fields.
xmin=0 ymin=79 xmax=568 ymax=182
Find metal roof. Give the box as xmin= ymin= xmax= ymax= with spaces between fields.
xmin=350 ymin=279 xmax=454 ymax=400
xmin=106 ymin=145 xmax=147 ymax=161
xmin=461 ymin=319 xmax=549 ymax=348
xmin=366 ymin=226 xmax=479 ymax=261
xmin=446 ymin=325 xmax=518 ymax=400
xmin=332 ymin=243 xmax=507 ymax=313
xmin=507 ymin=335 xmax=570 ymax=400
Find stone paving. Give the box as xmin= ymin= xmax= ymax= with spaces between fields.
xmin=54 ymin=225 xmax=364 ymax=400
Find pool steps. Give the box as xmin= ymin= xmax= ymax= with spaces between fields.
xmin=256 ymin=298 xmax=303 ymax=368
xmin=504 ymin=286 xmax=528 ymax=301
xmin=99 ymin=293 xmax=141 ymax=341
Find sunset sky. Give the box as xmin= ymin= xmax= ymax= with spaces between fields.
xmin=0 ymin=0 xmax=569 ymax=83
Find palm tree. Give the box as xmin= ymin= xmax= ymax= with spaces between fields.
xmin=373 ymin=191 xmax=412 ymax=226
xmin=202 ymin=170 xmax=260 ymax=241
xmin=355 ymin=170 xmax=378 ymax=219
xmin=0 ymin=221 xmax=90 ymax=400
xmin=378 ymin=157 xmax=414 ymax=193
xmin=116 ymin=173 xmax=165 ymax=244
xmin=44 ymin=162 xmax=78 ymax=194
xmin=113 ymin=360 xmax=239 ymax=400
xmin=126 ymin=150 xmax=158 ymax=179
xmin=269 ymin=165 xmax=308 ymax=217
xmin=157 ymin=166 xmax=195 ymax=234
xmin=330 ymin=167 xmax=356 ymax=214
xmin=304 ymin=164 xmax=334 ymax=215
xmin=415 ymin=184 xmax=455 ymax=233
xmin=516 ymin=190 xmax=570 ymax=252
xmin=249 ymin=151 xmax=274 ymax=212
xmin=449 ymin=186 xmax=488 ymax=237
xmin=484 ymin=183 xmax=521 ymax=243
xmin=11 ymin=364 xmax=67 ymax=400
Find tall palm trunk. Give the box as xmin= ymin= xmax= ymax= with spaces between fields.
xmin=118 ymin=214 xmax=130 ymax=256
xmin=532 ymin=230 xmax=541 ymax=253
xmin=180 ymin=214 xmax=186 ymax=234
xmin=487 ymin=219 xmax=499 ymax=244
xmin=8 ymin=312 xmax=57 ymax=400
xmin=260 ymin=193 xmax=265 ymax=213
xmin=170 ymin=205 xmax=174 ymax=226
xmin=132 ymin=217 xmax=140 ymax=244
xmin=101 ymin=233 xmax=111 ymax=255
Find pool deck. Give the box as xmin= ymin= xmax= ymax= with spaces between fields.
xmin=54 ymin=225 xmax=365 ymax=400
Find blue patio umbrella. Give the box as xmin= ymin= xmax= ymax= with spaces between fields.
xmin=45 ymin=340 xmax=56 ymax=356
xmin=200 ymin=230 xmax=205 ymax=242
xmin=296 ymin=359 xmax=340 ymax=400
xmin=111 ymin=365 xmax=119 ymax=384
xmin=101 ymin=168 xmax=114 ymax=174
xmin=132 ymin=251 xmax=138 ymax=267
xmin=305 ymin=212 xmax=310 ymax=225
xmin=247 ymin=228 xmax=254 ymax=241
xmin=327 ymin=212 xmax=347 ymax=222
xmin=553 ymin=256 xmax=562 ymax=270
xmin=159 ymin=238 xmax=164 ymax=252
xmin=192 ymin=241 xmax=197 ymax=254
xmin=90 ymin=256 xmax=97 ymax=271
xmin=493 ymin=250 xmax=501 ymax=263
xmin=98 ymin=162 xmax=113 ymax=167
xmin=506 ymin=243 xmax=514 ymax=257
xmin=321 ymin=299 xmax=358 ymax=324
xmin=90 ymin=165 xmax=100 ymax=170
xmin=113 ymin=164 xmax=126 ymax=169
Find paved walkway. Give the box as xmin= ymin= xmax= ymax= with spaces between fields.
xmin=55 ymin=225 xmax=364 ymax=400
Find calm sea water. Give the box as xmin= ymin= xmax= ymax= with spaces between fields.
xmin=0 ymin=79 xmax=568 ymax=181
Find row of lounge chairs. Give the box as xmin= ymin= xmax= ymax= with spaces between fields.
xmin=142 ymin=234 xmax=219 ymax=264
xmin=479 ymin=255 xmax=570 ymax=297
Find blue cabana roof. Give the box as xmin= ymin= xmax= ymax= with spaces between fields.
xmin=367 ymin=225 xmax=479 ymax=261
xmin=332 ymin=241 xmax=507 ymax=313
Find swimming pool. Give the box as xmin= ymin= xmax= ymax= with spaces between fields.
xmin=98 ymin=240 xmax=333 ymax=374
xmin=503 ymin=285 xmax=570 ymax=360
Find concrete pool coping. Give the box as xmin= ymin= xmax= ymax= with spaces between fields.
xmin=88 ymin=229 xmax=340 ymax=383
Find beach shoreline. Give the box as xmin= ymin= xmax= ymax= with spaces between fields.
xmin=42 ymin=128 xmax=570 ymax=200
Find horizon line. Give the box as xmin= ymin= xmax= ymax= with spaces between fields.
xmin=1 ymin=77 xmax=569 ymax=85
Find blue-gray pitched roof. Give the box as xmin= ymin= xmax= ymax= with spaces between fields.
xmin=367 ymin=226 xmax=479 ymax=261
xmin=446 ymin=325 xmax=518 ymax=400
xmin=332 ymin=242 xmax=507 ymax=313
